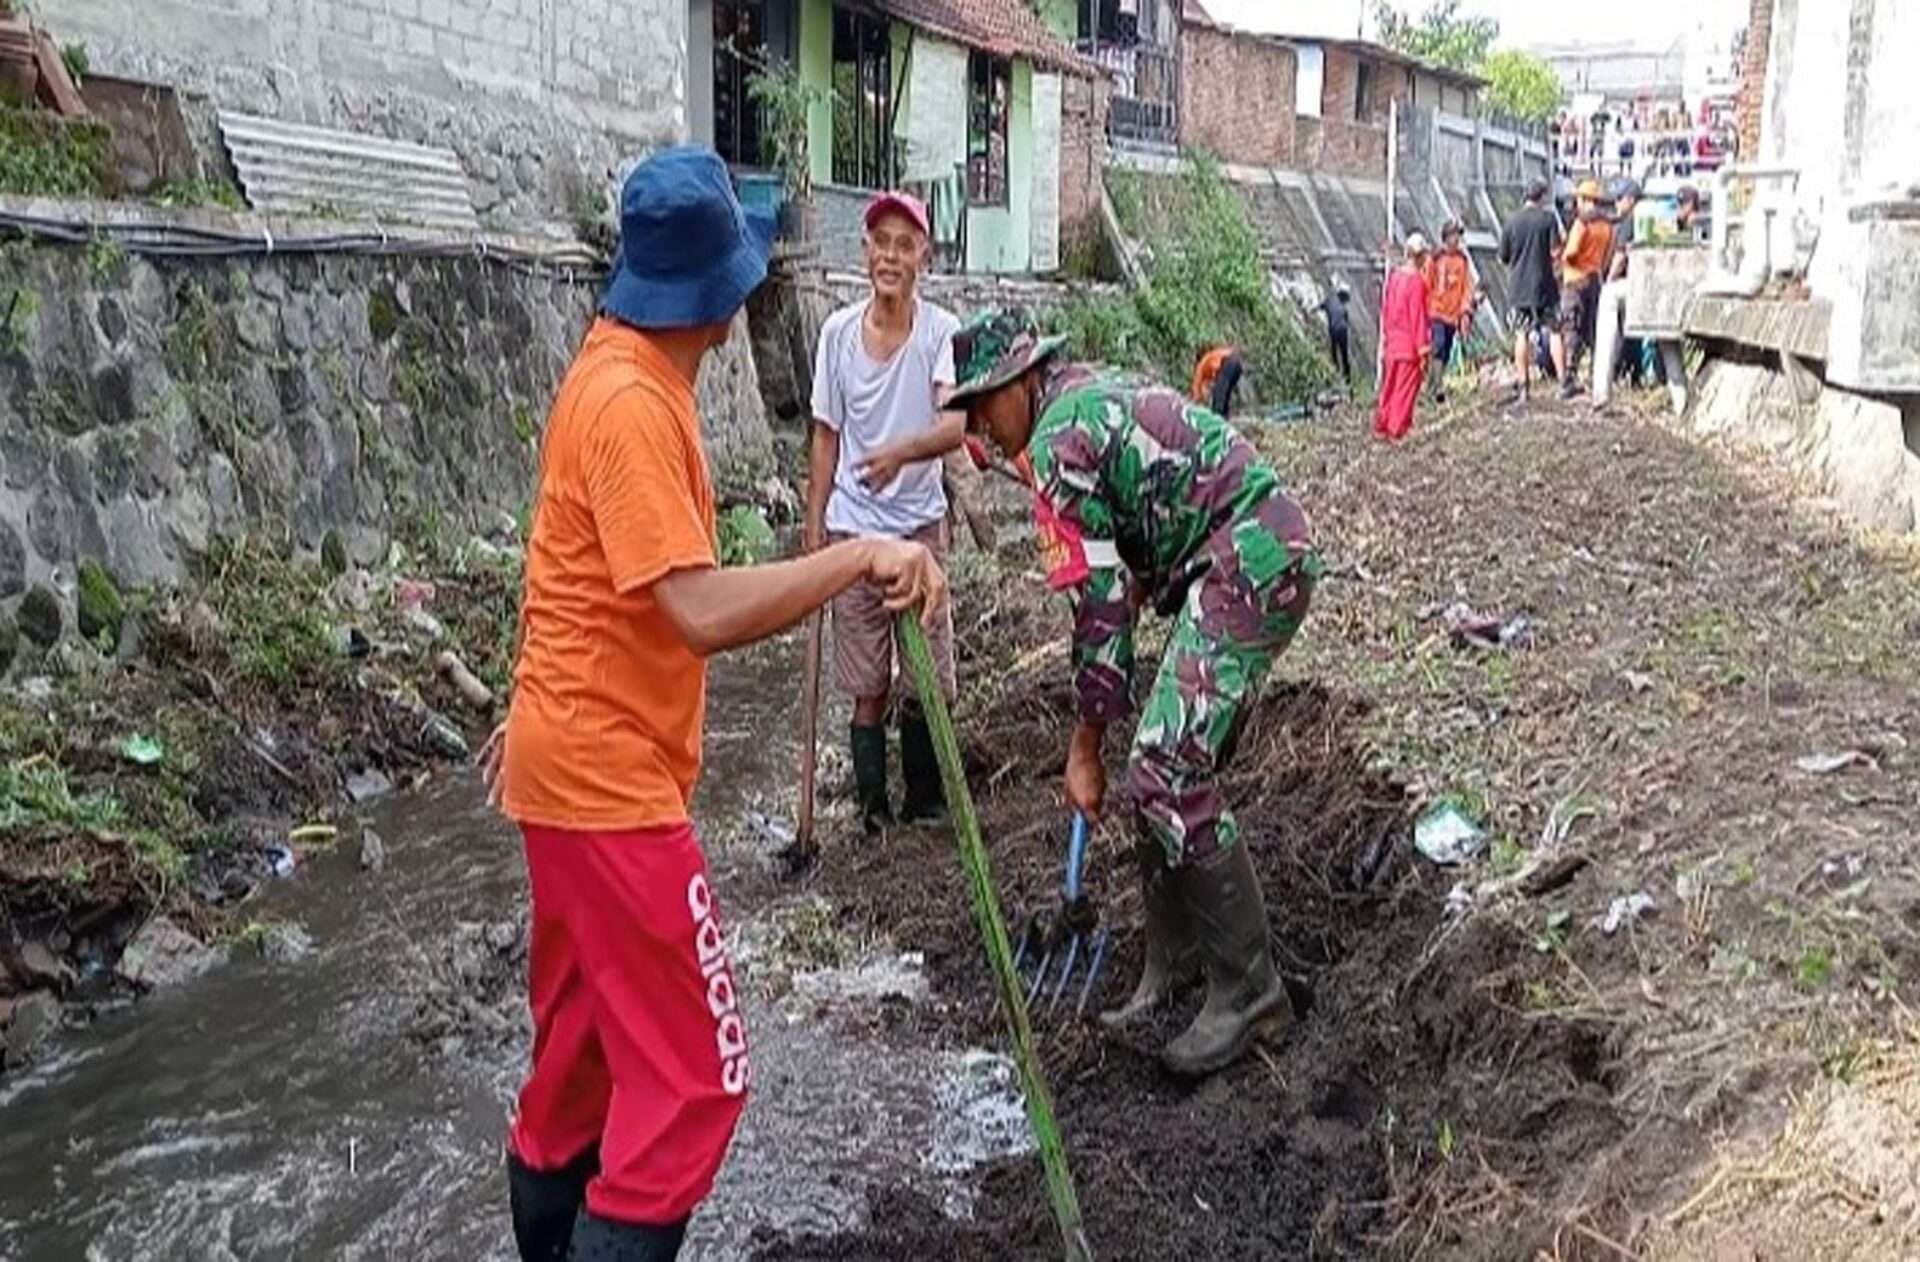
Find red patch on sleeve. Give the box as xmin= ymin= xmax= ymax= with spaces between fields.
xmin=1032 ymin=492 xmax=1089 ymax=590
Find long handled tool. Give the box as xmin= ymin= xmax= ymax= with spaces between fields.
xmin=1014 ymin=814 xmax=1112 ymax=1018
xmin=773 ymin=609 xmax=826 ymax=875
xmin=899 ymin=615 xmax=1094 ymax=1262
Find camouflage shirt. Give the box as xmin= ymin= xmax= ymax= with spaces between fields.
xmin=1026 ymin=362 xmax=1318 ymax=723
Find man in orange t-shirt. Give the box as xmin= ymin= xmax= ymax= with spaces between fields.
xmin=1553 ymin=179 xmax=1615 ymax=398
xmin=1190 ymin=344 xmax=1244 ymax=417
xmin=486 ymin=146 xmax=944 ymax=1262
xmin=1422 ymin=220 xmax=1474 ymax=404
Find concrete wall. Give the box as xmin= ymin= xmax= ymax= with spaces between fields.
xmin=1031 ymin=73 xmax=1064 ymax=273
xmin=1684 ymin=357 xmax=1919 ymax=534
xmin=0 ymin=207 xmax=774 ymax=644
xmin=54 ymin=0 xmax=685 ymax=231
xmin=1058 ymin=74 xmax=1110 ymax=257
xmin=1181 ymin=24 xmax=1297 ymax=169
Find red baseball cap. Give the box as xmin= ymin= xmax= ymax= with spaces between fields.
xmin=864 ymin=190 xmax=930 ymax=236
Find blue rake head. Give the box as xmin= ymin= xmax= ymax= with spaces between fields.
xmin=1013 ymin=813 xmax=1112 ymax=1019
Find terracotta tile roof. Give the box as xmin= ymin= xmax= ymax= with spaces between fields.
xmin=875 ymin=0 xmax=1095 ymax=76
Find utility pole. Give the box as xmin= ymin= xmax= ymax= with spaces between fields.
xmin=1379 ymin=96 xmax=1398 ymax=390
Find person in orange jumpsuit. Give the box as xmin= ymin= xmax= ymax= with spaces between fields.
xmin=1422 ymin=220 xmax=1474 ymax=403
xmin=1374 ymin=234 xmax=1432 ymax=443
xmin=1190 ymin=344 xmax=1244 ymax=418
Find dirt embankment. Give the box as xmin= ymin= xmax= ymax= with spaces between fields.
xmin=0 ymin=533 xmax=521 ymax=1069
xmin=760 ymin=395 xmax=1920 ymax=1260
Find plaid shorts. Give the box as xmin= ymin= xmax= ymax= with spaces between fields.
xmin=828 ymin=519 xmax=956 ymax=703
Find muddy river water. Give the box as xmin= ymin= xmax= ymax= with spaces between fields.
xmin=0 ymin=630 xmax=1026 ymax=1260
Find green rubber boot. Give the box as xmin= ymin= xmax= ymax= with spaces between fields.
xmin=850 ymin=723 xmax=892 ymax=836
xmin=1099 ymin=832 xmax=1199 ymax=1029
xmin=1161 ymin=842 xmax=1293 ymax=1078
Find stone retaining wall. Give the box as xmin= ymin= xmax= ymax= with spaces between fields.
xmin=0 ymin=213 xmax=771 ymax=658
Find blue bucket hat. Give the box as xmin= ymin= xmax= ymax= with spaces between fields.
xmin=601 ymin=145 xmax=776 ymax=330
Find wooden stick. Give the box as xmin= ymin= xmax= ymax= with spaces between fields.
xmin=794 ymin=609 xmax=825 ymax=852
xmin=943 ymin=448 xmax=997 ymax=550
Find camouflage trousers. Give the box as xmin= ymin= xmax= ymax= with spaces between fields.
xmin=1125 ymin=497 xmax=1318 ymax=867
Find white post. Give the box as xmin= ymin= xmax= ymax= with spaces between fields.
xmin=1379 ymin=97 xmax=1398 ymax=391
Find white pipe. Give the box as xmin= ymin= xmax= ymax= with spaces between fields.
xmin=1380 ymin=97 xmax=1397 ymax=390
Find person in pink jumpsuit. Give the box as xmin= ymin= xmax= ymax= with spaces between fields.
xmin=1374 ymin=234 xmax=1433 ymax=443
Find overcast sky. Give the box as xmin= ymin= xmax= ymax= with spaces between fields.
xmin=1203 ymin=0 xmax=1749 ymax=52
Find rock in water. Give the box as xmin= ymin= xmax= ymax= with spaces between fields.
xmin=75 ymin=559 xmax=124 ymax=646
xmin=259 ymin=922 xmax=315 ymax=963
xmin=118 ymin=917 xmax=221 ymax=990
xmin=359 ymin=827 xmax=388 ymax=872
xmin=2 ymin=991 xmax=62 ymax=1064
xmin=15 ymin=941 xmax=73 ymax=990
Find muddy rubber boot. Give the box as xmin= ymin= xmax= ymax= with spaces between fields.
xmin=1099 ymin=836 xmax=1199 ymax=1029
xmin=1161 ymin=843 xmax=1292 ymax=1079
xmin=851 ymin=723 xmax=893 ymax=836
xmin=897 ymin=706 xmax=947 ymax=825
xmin=568 ymin=1210 xmax=688 ymax=1261
xmin=506 ymin=1146 xmax=597 ymax=1262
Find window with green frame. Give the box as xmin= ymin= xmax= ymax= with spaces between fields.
xmin=967 ymin=51 xmax=1010 ymax=207
xmin=831 ymin=5 xmax=897 ymax=189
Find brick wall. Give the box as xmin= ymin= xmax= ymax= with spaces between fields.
xmin=55 ymin=0 xmax=684 ymax=228
xmin=1304 ymin=46 xmax=1403 ymax=178
xmin=1180 ymin=24 xmax=1297 ymax=167
xmin=1736 ymin=0 xmax=1774 ymax=160
xmin=1059 ymin=74 xmax=1109 ymax=251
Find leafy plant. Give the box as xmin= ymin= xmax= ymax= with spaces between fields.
xmin=61 ymin=42 xmax=89 ymax=86
xmin=1533 ymin=909 xmax=1571 ymax=954
xmin=746 ymin=59 xmax=821 ymax=201
xmin=150 ymin=175 xmax=245 ymax=211
xmin=1055 ymin=156 xmax=1334 ymax=407
xmin=717 ymin=504 xmax=776 ymax=567
xmin=1483 ymin=49 xmax=1563 ymax=123
xmin=1374 ymin=0 xmax=1498 ymax=72
xmin=0 ymin=106 xmax=112 ymax=198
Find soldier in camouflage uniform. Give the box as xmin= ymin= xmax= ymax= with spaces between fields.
xmin=947 ymin=309 xmax=1322 ymax=1078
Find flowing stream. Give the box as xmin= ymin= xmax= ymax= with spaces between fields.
xmin=0 ymin=631 xmax=1026 ymax=1260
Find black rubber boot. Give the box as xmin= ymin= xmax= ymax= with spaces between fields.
xmin=506 ymin=1146 xmax=598 ymax=1262
xmin=1161 ymin=842 xmax=1293 ymax=1079
xmin=568 ymin=1210 xmax=689 ymax=1261
xmin=851 ymin=723 xmax=892 ymax=836
xmin=1098 ymin=830 xmax=1198 ymax=1029
xmin=897 ymin=705 xmax=946 ymax=825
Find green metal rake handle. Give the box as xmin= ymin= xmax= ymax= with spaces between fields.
xmin=898 ymin=614 xmax=1094 ymax=1262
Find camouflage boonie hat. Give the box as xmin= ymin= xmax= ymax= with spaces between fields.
xmin=947 ymin=308 xmax=1069 ymax=405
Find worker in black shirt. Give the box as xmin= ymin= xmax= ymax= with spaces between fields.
xmin=1497 ymin=179 xmax=1564 ymax=405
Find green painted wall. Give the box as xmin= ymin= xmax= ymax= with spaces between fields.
xmin=1035 ymin=0 xmax=1077 ymax=42
xmin=800 ymin=0 xmax=833 ymax=189
xmin=967 ymin=59 xmax=1034 ymax=273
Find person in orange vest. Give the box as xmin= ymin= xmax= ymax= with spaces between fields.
xmin=1422 ymin=220 xmax=1474 ymax=404
xmin=1190 ymin=344 xmax=1244 ymax=418
xmin=1552 ymin=179 xmax=1615 ymax=398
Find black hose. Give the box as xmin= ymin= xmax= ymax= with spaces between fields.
xmin=0 ymin=207 xmax=609 ymax=281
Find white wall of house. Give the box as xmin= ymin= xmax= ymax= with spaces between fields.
xmin=904 ymin=35 xmax=970 ymax=182
xmin=1030 ymin=72 xmax=1063 ymax=272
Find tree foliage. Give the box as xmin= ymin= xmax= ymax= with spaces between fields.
xmin=1374 ymin=0 xmax=1498 ymax=72
xmin=1482 ymin=49 xmax=1564 ymax=123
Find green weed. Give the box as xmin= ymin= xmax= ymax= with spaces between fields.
xmin=1059 ymin=157 xmax=1333 ymax=407
xmin=717 ymin=504 xmax=775 ymax=567
xmin=0 ymin=106 xmax=111 ymax=198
